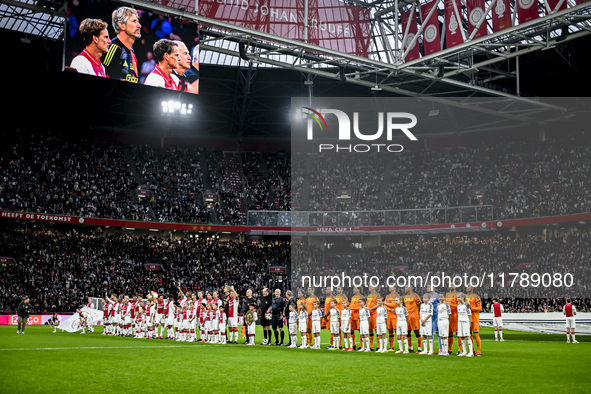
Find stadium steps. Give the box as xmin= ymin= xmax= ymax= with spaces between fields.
xmin=123 ymin=147 xmax=156 ymax=220
xmin=299 ymin=154 xmax=313 ymax=210
xmin=376 ymin=156 xmax=395 ymax=209
xmin=260 ymin=154 xmax=273 ymax=205
xmin=199 ymin=150 xmax=213 ymax=191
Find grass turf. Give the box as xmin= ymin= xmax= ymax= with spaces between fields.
xmin=0 ymin=326 xmax=589 ymax=393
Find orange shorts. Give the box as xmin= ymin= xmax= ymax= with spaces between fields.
xmin=307 ymin=318 xmax=312 ymax=331
xmin=350 ymin=318 xmax=360 ymax=331
xmin=387 ymin=318 xmax=397 ymax=330
xmin=408 ymin=316 xmax=420 ymax=331
xmin=449 ymin=314 xmax=458 ymax=333
xmin=369 ymin=314 xmax=377 ymax=330
xmin=471 ymin=318 xmax=479 ymax=333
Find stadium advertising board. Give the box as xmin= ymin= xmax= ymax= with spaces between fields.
xmin=198 ymin=0 xmax=371 ymax=58
xmin=65 ymin=0 xmax=199 ymax=94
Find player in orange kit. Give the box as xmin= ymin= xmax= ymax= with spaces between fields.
xmin=466 ymin=285 xmax=482 ymax=356
xmin=350 ymin=287 xmax=365 ymax=350
xmin=305 ymin=287 xmax=319 ymax=347
xmin=403 ymin=286 xmax=422 ymax=352
xmin=446 ymin=286 xmax=463 ymax=354
xmin=384 ymin=286 xmax=399 ymax=351
xmin=366 ymin=286 xmax=381 ymax=350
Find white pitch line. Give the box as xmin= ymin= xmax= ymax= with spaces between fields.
xmin=0 ymin=345 xmax=215 ymax=351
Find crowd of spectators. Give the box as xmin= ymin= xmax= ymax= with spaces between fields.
xmin=208 ymin=151 xmax=245 ymax=224
xmin=132 ymin=145 xmax=211 ymax=223
xmin=265 ymin=151 xmax=290 ymax=211
xmin=2 ymin=133 xmax=590 ymax=227
xmin=307 ymin=153 xmax=386 ymax=211
xmin=1 ymin=133 xmax=148 ymax=220
xmin=292 ymin=230 xmax=591 ymax=300
xmin=383 ymin=146 xmax=492 ymax=211
xmin=487 ymin=138 xmax=590 ymax=220
xmin=0 ymin=225 xmax=288 ymax=313
xmin=243 ymin=152 xmax=271 ymax=211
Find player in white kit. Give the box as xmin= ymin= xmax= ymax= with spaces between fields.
xmin=457 ymin=293 xmax=474 ymax=357
xmin=491 ymin=297 xmax=504 ymax=341
xmin=419 ymin=293 xmax=434 ymax=355
xmin=198 ymin=303 xmax=206 ymax=342
xmin=324 ymin=299 xmax=341 ymax=351
xmin=375 ymin=298 xmax=388 ymax=353
xmin=563 ymin=299 xmax=578 ymax=343
xmin=287 ymin=304 xmax=299 ymax=348
xmin=298 ymin=303 xmax=309 ymax=349
xmin=218 ymin=306 xmax=227 ymax=344
xmin=340 ymin=299 xmax=353 ymax=351
xmin=246 ymin=303 xmax=258 ymax=345
xmin=211 ymin=303 xmax=221 ymax=343
xmin=49 ymin=313 xmax=62 ymax=333
xmin=358 ymin=299 xmax=371 ymax=352
xmin=438 ymin=294 xmax=452 ymax=355
xmin=311 ymin=301 xmax=323 ymax=349
xmin=395 ymin=296 xmax=409 ymax=353
xmin=227 ymin=289 xmax=240 ymax=344
xmin=155 ymin=295 xmax=166 ymax=338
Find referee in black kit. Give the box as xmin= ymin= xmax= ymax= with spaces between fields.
xmin=260 ymin=288 xmax=273 ymax=345
xmin=271 ymin=289 xmax=286 ymax=346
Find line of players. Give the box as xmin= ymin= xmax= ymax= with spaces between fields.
xmin=99 ymin=286 xmax=242 ymax=343
xmin=291 ymin=285 xmax=489 ymax=356
xmin=91 ymin=284 xmax=494 ymax=355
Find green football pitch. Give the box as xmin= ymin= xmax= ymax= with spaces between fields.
xmin=1 ymin=326 xmax=588 ymax=393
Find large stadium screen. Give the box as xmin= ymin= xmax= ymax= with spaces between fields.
xmin=64 ymin=0 xmax=199 ymax=94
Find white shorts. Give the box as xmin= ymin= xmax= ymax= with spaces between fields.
xmin=155 ymin=314 xmax=164 ymax=325
xmin=438 ymin=319 xmax=449 ymax=337
xmin=493 ymin=317 xmax=503 ymax=328
xmin=228 ymin=317 xmax=238 ymax=328
xmin=205 ymin=321 xmax=212 ymax=331
xmin=299 ymin=321 xmax=307 ymax=333
xmin=247 ymin=323 xmax=256 ymax=335
xmin=167 ymin=318 xmax=175 ymax=327
xmin=360 ymin=321 xmax=369 ymax=336
xmin=219 ymin=323 xmax=226 ymax=333
xmin=289 ymin=324 xmax=297 ymax=335
xmin=420 ymin=320 xmax=432 ymax=336
xmin=458 ymin=321 xmax=470 ymax=337
xmin=376 ymin=321 xmax=387 ymax=336
xmin=341 ymin=319 xmax=351 ymax=334
xmin=312 ymin=321 xmax=321 ymax=334
xmin=566 ymin=317 xmax=576 ymax=329
xmin=330 ymin=322 xmax=340 ymax=335
xmin=147 ymin=316 xmax=155 ymax=327
xmin=212 ymin=321 xmax=219 ymax=331
xmin=396 ymin=321 xmax=408 ymax=336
